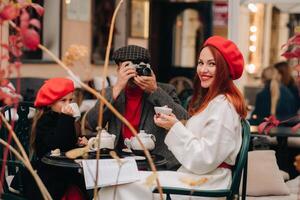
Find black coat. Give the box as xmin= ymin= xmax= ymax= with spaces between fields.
xmin=249 ymin=84 xmax=298 ymax=125
xmin=86 ymin=83 xmax=188 ymax=169
xmin=20 ymin=111 xmax=87 ymax=200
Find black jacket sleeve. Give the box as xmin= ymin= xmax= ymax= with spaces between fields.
xmin=35 ymin=112 xmax=77 ymax=157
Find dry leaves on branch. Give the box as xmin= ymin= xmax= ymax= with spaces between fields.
xmin=109 ymin=151 xmax=123 ymax=166
xmin=144 ymin=172 xmax=158 ymax=187
xmin=62 ymin=45 xmax=88 ymax=66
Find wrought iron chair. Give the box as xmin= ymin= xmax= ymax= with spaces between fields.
xmin=153 ymin=119 xmax=250 ymax=200
xmin=0 ymin=102 xmax=35 ymax=199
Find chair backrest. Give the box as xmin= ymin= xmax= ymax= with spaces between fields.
xmin=230 ymin=119 xmax=250 ymax=196
xmin=0 ymin=102 xmax=35 ymax=197
xmin=9 ymin=78 xmax=46 ymax=102
xmin=152 ymin=119 xmax=251 ymax=200
xmin=0 ymin=102 xmax=35 ymax=161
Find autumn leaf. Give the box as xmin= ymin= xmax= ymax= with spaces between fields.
xmin=9 ymin=35 xmax=23 ymax=57
xmin=144 ymin=173 xmax=158 ymax=187
xmin=20 ymin=9 xmax=30 ymax=30
xmin=31 ymin=3 xmax=44 ymax=16
xmin=179 ymin=177 xmax=208 ymax=187
xmin=281 ymin=51 xmax=297 ymax=59
xmin=257 ymin=115 xmax=280 ymax=134
xmin=0 ymin=4 xmax=20 ymax=21
xmin=21 ymin=29 xmax=40 ymax=50
xmin=292 ymin=47 xmax=300 ymax=57
xmin=109 ymin=151 xmax=123 ymax=166
xmin=29 ymin=19 xmax=41 ymax=29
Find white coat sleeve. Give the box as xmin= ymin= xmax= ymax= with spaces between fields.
xmin=164 ymin=103 xmax=240 ymax=175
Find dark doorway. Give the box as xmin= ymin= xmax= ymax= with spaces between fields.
xmin=149 ymin=1 xmax=213 ymax=83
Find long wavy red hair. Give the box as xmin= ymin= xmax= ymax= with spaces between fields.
xmin=188 ymin=45 xmax=247 ymax=119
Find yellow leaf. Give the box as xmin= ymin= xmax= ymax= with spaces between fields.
xmin=109 ymin=151 xmax=123 ymax=166
xmin=179 ymin=177 xmax=208 ymax=187
xmin=144 ymin=173 xmax=158 ymax=187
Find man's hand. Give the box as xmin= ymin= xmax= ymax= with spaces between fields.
xmin=134 ymin=71 xmax=158 ymax=93
xmin=113 ymin=61 xmax=137 ymax=99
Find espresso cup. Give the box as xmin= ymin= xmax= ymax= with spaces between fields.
xmin=154 ymin=106 xmax=172 ymax=115
xmin=69 ymin=102 xmax=81 ymax=119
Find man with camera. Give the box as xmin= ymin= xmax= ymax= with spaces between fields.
xmin=86 ymin=45 xmax=188 ymax=169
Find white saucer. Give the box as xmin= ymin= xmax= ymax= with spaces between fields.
xmin=133 ymin=156 xmax=146 ymax=161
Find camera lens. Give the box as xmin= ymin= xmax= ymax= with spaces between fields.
xmin=142 ymin=67 xmax=152 ymax=76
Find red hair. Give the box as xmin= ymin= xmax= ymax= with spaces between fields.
xmin=188 ymin=46 xmax=247 ymax=119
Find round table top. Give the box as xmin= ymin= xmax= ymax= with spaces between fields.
xmin=42 ymin=151 xmax=168 ymax=170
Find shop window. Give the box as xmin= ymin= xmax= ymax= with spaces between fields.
xmin=9 ymin=0 xmax=62 ymax=63
xmin=91 ymin=0 xmax=115 ymax=64
xmin=172 ymin=9 xmax=202 ymax=68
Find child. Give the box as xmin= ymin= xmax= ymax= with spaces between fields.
xmin=26 ymin=77 xmax=87 ymax=199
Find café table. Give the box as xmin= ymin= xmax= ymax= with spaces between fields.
xmin=250 ymin=125 xmax=300 ymax=137
xmin=250 ymin=125 xmax=300 ymax=176
xmin=41 ymin=151 xmax=168 ymax=171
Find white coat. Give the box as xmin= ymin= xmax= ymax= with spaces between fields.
xmin=99 ymin=95 xmax=242 ymax=200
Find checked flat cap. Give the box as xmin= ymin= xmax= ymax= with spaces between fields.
xmin=112 ymin=45 xmax=150 ymax=64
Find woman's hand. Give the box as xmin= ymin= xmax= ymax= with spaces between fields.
xmin=78 ymin=136 xmax=88 ymax=146
xmin=154 ymin=113 xmax=179 ymax=130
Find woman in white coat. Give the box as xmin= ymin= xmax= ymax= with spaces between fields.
xmin=99 ymin=36 xmax=247 ymax=200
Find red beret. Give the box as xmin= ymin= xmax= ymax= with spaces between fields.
xmin=204 ymin=36 xmax=244 ymax=80
xmin=34 ymin=78 xmax=75 ymax=107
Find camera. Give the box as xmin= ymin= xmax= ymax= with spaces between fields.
xmin=127 ymin=62 xmax=152 ymax=76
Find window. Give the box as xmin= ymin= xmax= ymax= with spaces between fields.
xmin=10 ymin=0 xmax=62 ymax=63
xmin=91 ymin=0 xmax=115 ymax=64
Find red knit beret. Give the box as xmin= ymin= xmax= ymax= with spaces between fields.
xmin=204 ymin=36 xmax=244 ymax=80
xmin=34 ymin=78 xmax=75 ymax=107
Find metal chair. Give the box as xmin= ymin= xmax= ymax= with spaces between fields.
xmin=153 ymin=119 xmax=251 ymax=200
xmin=0 ymin=102 xmax=35 ymax=199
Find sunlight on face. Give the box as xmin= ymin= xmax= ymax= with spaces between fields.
xmin=50 ymin=92 xmax=74 ymax=113
xmin=197 ymin=47 xmax=216 ymax=88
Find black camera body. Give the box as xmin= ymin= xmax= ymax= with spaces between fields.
xmin=128 ymin=62 xmax=152 ymax=76
xmin=135 ymin=63 xmax=152 ymax=76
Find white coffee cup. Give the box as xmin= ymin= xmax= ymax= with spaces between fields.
xmin=154 ymin=106 xmax=172 ymax=115
xmin=69 ymin=102 xmax=81 ymax=119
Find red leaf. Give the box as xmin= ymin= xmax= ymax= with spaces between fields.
xmin=292 ymin=123 xmax=300 ymax=133
xmin=281 ymin=51 xmax=297 ymax=59
xmin=257 ymin=115 xmax=280 ymax=134
xmin=292 ymin=47 xmax=300 ymax=57
xmin=281 ymin=35 xmax=297 ymax=49
xmin=0 ymin=4 xmax=19 ymax=21
xmin=21 ymin=29 xmax=40 ymax=50
xmin=31 ymin=3 xmax=44 ymax=16
xmin=258 ymin=121 xmax=269 ymax=134
xmin=0 ymin=43 xmax=9 ymax=49
xmin=8 ymin=35 xmax=23 ymax=57
xmin=29 ymin=19 xmax=41 ymax=29
xmin=290 ymin=35 xmax=300 ymax=45
xmin=20 ymin=10 xmax=30 ymax=30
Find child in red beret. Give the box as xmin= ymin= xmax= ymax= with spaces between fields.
xmin=23 ymin=78 xmax=87 ymax=199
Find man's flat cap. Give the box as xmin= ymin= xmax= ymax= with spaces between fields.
xmin=112 ymin=45 xmax=150 ymax=64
